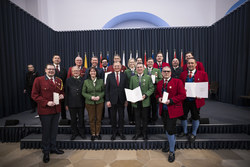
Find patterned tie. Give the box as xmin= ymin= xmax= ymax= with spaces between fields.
xmin=189 ymin=71 xmax=192 ymax=79
xmin=148 ymin=68 xmax=152 ymax=75
xmin=139 ymin=75 xmax=142 ymax=86
xmin=116 ymin=72 xmax=119 ymax=86
xmin=56 ymin=65 xmax=59 ymax=72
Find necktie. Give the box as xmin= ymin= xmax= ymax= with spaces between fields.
xmin=116 ymin=72 xmax=119 ymax=86
xmin=148 ymin=68 xmax=152 ymax=75
xmin=189 ymin=71 xmax=192 ymax=79
xmin=50 ymin=78 xmax=54 ymax=84
xmin=139 ymin=75 xmax=142 ymax=86
xmin=56 ymin=65 xmax=59 ymax=72
xmin=104 ymin=68 xmax=107 ymax=72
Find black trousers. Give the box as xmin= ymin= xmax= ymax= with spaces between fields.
xmin=27 ymin=91 xmax=37 ymax=110
xmin=69 ymin=107 xmax=85 ymax=136
xmin=161 ymin=109 xmax=177 ymax=135
xmin=60 ymin=100 xmax=67 ymax=119
xmin=127 ymin=102 xmax=135 ymax=122
xmin=110 ymin=99 xmax=125 ymax=134
xmin=149 ymin=94 xmax=158 ymax=122
xmin=134 ymin=103 xmax=149 ymax=135
xmin=179 ymin=100 xmax=200 ymax=120
xmin=39 ymin=113 xmax=60 ymax=154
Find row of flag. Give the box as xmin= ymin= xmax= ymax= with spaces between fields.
xmin=81 ymin=49 xmax=184 ymax=68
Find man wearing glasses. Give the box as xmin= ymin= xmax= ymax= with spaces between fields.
xmin=32 ymin=64 xmax=64 ymax=163
xmin=155 ymin=66 xmax=186 ymax=163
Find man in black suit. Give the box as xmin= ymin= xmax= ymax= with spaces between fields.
xmin=106 ymin=62 xmax=128 ymax=140
xmin=171 ymin=58 xmax=183 ymax=79
xmin=65 ymin=66 xmax=86 ymax=140
xmin=53 ymin=54 xmax=68 ymax=120
xmin=84 ymin=56 xmax=104 ymax=80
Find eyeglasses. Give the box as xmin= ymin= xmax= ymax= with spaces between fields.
xmin=162 ymin=70 xmax=171 ymax=73
xmin=47 ymin=68 xmax=55 ymax=71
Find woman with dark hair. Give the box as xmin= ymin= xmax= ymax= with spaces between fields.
xmin=82 ymin=67 xmax=104 ymax=140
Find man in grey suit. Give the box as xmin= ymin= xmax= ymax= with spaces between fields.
xmin=106 ymin=62 xmax=128 ymax=140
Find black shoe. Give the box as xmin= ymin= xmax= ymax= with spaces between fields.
xmin=43 ymin=153 xmax=50 ymax=163
xmin=111 ymin=134 xmax=116 ymax=140
xmin=168 ymin=152 xmax=175 ymax=163
xmin=71 ymin=134 xmax=77 ymax=140
xmin=189 ymin=134 xmax=196 ymax=143
xmin=132 ymin=134 xmax=139 ymax=140
xmin=177 ymin=132 xmax=188 ymax=137
xmin=120 ymin=134 xmax=126 ymax=140
xmin=97 ymin=135 xmax=102 ymax=140
xmin=91 ymin=135 xmax=95 ymax=141
xmin=50 ymin=149 xmax=64 ymax=154
xmin=79 ymin=134 xmax=86 ymax=139
xmin=143 ymin=134 xmax=148 ymax=140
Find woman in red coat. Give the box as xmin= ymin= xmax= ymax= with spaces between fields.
xmin=155 ymin=66 xmax=186 ymax=163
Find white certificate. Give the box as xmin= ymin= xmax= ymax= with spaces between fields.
xmin=125 ymin=86 xmax=143 ymax=103
xmin=151 ymin=75 xmax=156 ymax=84
xmin=162 ymin=91 xmax=169 ymax=103
xmin=185 ymin=82 xmax=208 ymax=98
xmin=104 ymin=72 xmax=112 ymax=84
xmin=53 ymin=92 xmax=59 ymax=105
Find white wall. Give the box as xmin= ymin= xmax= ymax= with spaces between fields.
xmin=10 ymin=0 xmax=237 ymax=31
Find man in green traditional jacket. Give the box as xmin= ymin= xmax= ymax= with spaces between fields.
xmin=129 ymin=62 xmax=154 ymax=140
xmin=144 ymin=58 xmax=163 ymax=125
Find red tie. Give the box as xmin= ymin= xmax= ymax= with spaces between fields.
xmin=189 ymin=71 xmax=192 ymax=79
xmin=56 ymin=65 xmax=59 ymax=72
xmin=164 ymin=80 xmax=167 ymax=88
xmin=50 ymin=78 xmax=54 ymax=84
xmin=116 ymin=72 xmax=119 ymax=86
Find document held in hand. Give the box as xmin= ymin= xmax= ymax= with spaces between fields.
xmin=162 ymin=91 xmax=169 ymax=103
xmin=53 ymin=92 xmax=60 ymax=105
xmin=104 ymin=72 xmax=112 ymax=84
xmin=125 ymin=86 xmax=143 ymax=103
xmin=185 ymin=82 xmax=208 ymax=98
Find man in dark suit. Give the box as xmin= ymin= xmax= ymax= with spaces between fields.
xmin=65 ymin=66 xmax=86 ymax=140
xmin=84 ymin=56 xmax=104 ymax=80
xmin=106 ymin=62 xmax=128 ymax=140
xmin=32 ymin=64 xmax=64 ymax=163
xmin=24 ymin=64 xmax=39 ymax=113
xmin=171 ymin=58 xmax=183 ymax=79
xmin=179 ymin=58 xmax=209 ymax=142
xmin=53 ymin=55 xmax=68 ymax=120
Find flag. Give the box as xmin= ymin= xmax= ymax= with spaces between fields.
xmin=77 ymin=51 xmax=80 ymax=57
xmin=144 ymin=51 xmax=147 ymax=67
xmin=174 ymin=49 xmax=176 ymax=58
xmin=166 ymin=50 xmax=169 ymax=64
xmin=129 ymin=50 xmax=132 ymax=59
xmin=136 ymin=50 xmax=138 ymax=59
xmin=84 ymin=52 xmax=88 ymax=68
xmin=92 ymin=52 xmax=95 ymax=57
xmin=122 ymin=51 xmax=126 ymax=66
xmin=181 ymin=49 xmax=184 ymax=67
xmin=152 ymin=50 xmax=155 ymax=61
xmin=99 ymin=51 xmax=103 ymax=68
xmin=107 ymin=51 xmax=110 ymax=66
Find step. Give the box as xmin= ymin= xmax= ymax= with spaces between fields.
xmin=20 ymin=133 xmax=250 ymax=150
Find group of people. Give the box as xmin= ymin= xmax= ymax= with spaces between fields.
xmin=26 ymin=51 xmax=208 ymax=163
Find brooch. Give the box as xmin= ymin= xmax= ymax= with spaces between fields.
xmin=169 ymin=86 xmax=172 ymax=89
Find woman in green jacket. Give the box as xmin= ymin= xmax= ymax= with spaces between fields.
xmin=82 ymin=67 xmax=104 ymax=140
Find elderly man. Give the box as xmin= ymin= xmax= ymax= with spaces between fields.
xmin=182 ymin=52 xmax=205 ymax=71
xmin=179 ymin=58 xmax=208 ymax=142
xmin=153 ymin=52 xmax=170 ymax=71
xmin=65 ymin=66 xmax=86 ymax=140
xmin=144 ymin=58 xmax=162 ymax=124
xmin=84 ymin=56 xmax=104 ymax=79
xmin=24 ymin=64 xmax=39 ymax=113
xmin=106 ymin=62 xmax=128 ymax=140
xmin=53 ymin=55 xmax=68 ymax=120
xmin=130 ymin=62 xmax=154 ymax=140
xmin=32 ymin=64 xmax=64 ymax=163
xmin=171 ymin=58 xmax=183 ymax=79
xmin=155 ymin=66 xmax=186 ymax=163
xmin=107 ymin=54 xmax=127 ymax=72
xmin=67 ymin=56 xmax=86 ymax=78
